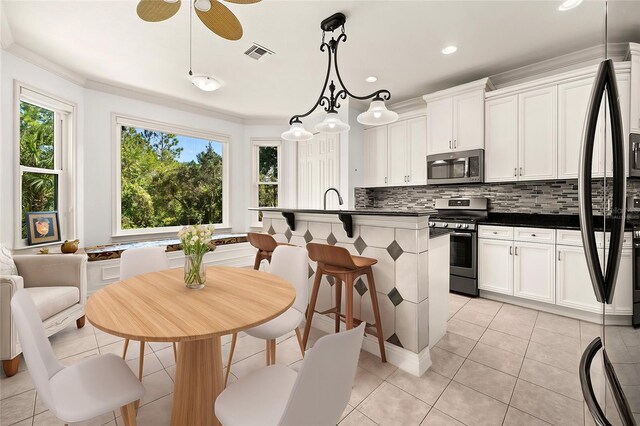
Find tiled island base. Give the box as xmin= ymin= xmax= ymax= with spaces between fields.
xmin=261 ymin=211 xmax=450 ymax=376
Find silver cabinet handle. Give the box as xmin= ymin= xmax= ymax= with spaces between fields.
xmin=493 ymin=231 xmax=498 ymax=234
xmin=515 ymin=246 xmax=518 ymax=256
xmin=558 ymin=251 xmax=561 ymax=261
xmin=385 ymin=177 xmax=388 ymax=184
xmin=454 ymin=139 xmax=457 ymax=149
xmin=531 ymin=233 xmax=536 ymax=237
xmin=449 ymin=140 xmax=452 ymax=149
xmin=407 ymin=175 xmax=410 ymax=182
xmin=520 ymin=167 xmax=523 ymax=176
xmin=509 ymin=246 xmax=513 ymax=255
xmin=514 ymin=168 xmax=517 ymax=177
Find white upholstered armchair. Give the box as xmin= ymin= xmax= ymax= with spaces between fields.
xmin=0 ymin=254 xmax=88 ymax=377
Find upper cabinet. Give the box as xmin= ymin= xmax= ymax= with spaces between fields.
xmin=424 ymin=78 xmax=493 ymax=155
xmin=485 ymin=95 xmax=518 ymax=182
xmin=518 ymin=86 xmax=557 ymax=181
xmin=362 ymin=116 xmax=427 ymax=187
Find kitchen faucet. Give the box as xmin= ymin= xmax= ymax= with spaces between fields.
xmin=323 ymin=187 xmax=344 ymax=210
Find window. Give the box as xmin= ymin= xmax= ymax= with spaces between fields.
xmin=252 ymin=140 xmax=281 ymax=225
xmin=114 ymin=115 xmax=229 ymax=236
xmin=16 ymin=84 xmax=75 ymax=246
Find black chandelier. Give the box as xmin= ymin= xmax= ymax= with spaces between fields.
xmin=281 ymin=13 xmax=399 ymax=141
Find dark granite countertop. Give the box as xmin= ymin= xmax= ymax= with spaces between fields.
xmin=250 ymin=207 xmax=436 ymax=217
xmin=480 ymin=213 xmax=635 ymax=231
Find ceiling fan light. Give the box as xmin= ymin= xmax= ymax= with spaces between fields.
xmin=357 ymin=100 xmax=399 ymax=126
xmin=282 ymin=122 xmax=313 ymax=141
xmin=315 ymin=112 xmax=350 ymax=133
xmin=194 ymin=0 xmax=212 ymax=12
xmin=191 ymin=75 xmax=221 ymax=91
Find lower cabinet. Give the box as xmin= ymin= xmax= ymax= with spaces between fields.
xmin=514 ymin=242 xmax=555 ymax=303
xmin=556 ymin=245 xmax=602 ymax=313
xmin=608 ymin=248 xmax=633 ymax=315
xmin=478 ymin=238 xmax=513 ymax=295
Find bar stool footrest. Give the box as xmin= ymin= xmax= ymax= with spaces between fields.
xmin=314 ymin=309 xmax=382 ymax=338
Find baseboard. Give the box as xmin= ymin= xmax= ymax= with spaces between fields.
xmin=310 ymin=313 xmax=432 ymax=377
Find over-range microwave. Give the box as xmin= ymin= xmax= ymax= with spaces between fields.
xmin=426 ymin=149 xmax=484 ymax=185
xmin=630 ymin=132 xmax=640 ymax=177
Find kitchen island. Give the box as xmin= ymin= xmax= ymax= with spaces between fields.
xmin=251 ymin=207 xmax=449 ymax=376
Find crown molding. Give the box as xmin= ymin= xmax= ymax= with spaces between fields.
xmin=6 ymin=44 xmax=87 ymax=86
xmin=423 ymin=77 xmax=493 ymax=102
xmin=490 ymin=43 xmax=630 ymax=89
xmin=390 ymin=97 xmax=427 ymax=115
xmin=0 ymin=3 xmax=13 ymax=49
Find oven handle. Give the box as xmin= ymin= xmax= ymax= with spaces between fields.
xmin=450 ymin=232 xmax=473 ymax=237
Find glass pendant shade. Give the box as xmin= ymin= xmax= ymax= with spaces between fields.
xmin=315 ymin=112 xmax=351 ymax=133
xmin=357 ymin=100 xmax=399 ymax=126
xmin=191 ymin=75 xmax=221 ymax=91
xmin=281 ymin=122 xmax=313 ymax=141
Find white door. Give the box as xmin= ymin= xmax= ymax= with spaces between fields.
xmin=485 ymin=95 xmax=518 ymax=182
xmin=453 ymin=90 xmax=484 ymax=151
xmin=607 ymin=247 xmax=633 ymax=315
xmin=478 ymin=238 xmax=514 ymax=295
xmin=558 ymin=77 xmax=603 ymax=179
xmin=513 ymin=242 xmax=555 ymax=303
xmin=387 ymin=120 xmax=409 ymax=186
xmin=518 ymin=86 xmax=558 ymax=181
xmin=604 ymin=72 xmax=631 ymax=177
xmin=426 ymin=97 xmax=453 ymax=155
xmin=363 ymin=126 xmax=388 ymax=187
xmin=407 ymin=116 xmax=427 ymax=185
xmin=556 ymin=245 xmax=602 ymax=313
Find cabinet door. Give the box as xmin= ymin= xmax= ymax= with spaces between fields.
xmin=387 ymin=120 xmax=409 ymax=186
xmin=478 ymin=238 xmax=514 ymax=295
xmin=426 ymin=97 xmax=453 ymax=155
xmin=514 ymin=242 xmax=555 ymax=303
xmin=518 ymin=86 xmax=558 ymax=181
xmin=363 ymin=126 xmax=388 ymax=187
xmin=604 ymin=71 xmax=631 ymax=177
xmin=453 ymin=90 xmax=484 ymax=151
xmin=558 ymin=78 xmax=603 ymax=179
xmin=556 ymin=245 xmax=602 ymax=313
xmin=485 ymin=95 xmax=518 ymax=182
xmin=607 ymin=247 xmax=633 ymax=315
xmin=407 ymin=116 xmax=427 ymax=185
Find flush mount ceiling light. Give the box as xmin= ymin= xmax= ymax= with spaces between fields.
xmin=191 ymin=75 xmax=221 ymax=91
xmin=558 ymin=0 xmax=583 ymax=11
xmin=136 ymin=0 xmax=261 ymax=40
xmin=365 ymin=76 xmax=378 ymax=83
xmin=441 ymin=45 xmax=458 ymax=55
xmin=281 ymin=12 xmax=398 ymax=141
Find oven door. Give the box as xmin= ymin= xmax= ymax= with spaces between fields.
xmin=450 ymin=231 xmax=477 ymax=279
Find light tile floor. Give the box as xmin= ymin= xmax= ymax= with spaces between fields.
xmin=1 ymin=294 xmax=636 ymax=425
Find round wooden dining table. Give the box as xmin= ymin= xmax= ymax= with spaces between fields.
xmin=86 ymin=266 xmax=296 ymax=426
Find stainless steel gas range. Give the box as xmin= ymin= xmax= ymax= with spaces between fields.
xmin=429 ymin=198 xmax=488 ymax=297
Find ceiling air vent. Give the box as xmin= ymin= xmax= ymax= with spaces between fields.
xmin=244 ymin=43 xmax=274 ymax=61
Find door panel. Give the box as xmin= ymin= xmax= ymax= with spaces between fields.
xmin=485 ymin=95 xmax=518 ymax=182
xmin=514 ymin=242 xmax=555 ymax=303
xmin=363 ymin=126 xmax=388 ymax=187
xmin=453 ymin=90 xmax=484 ymax=151
xmin=518 ymin=86 xmax=558 ymax=180
xmin=387 ymin=120 xmax=409 ymax=186
xmin=408 ymin=117 xmax=427 ymax=185
xmin=478 ymin=238 xmax=513 ymax=295
xmin=556 ymin=245 xmax=602 ymax=313
xmin=427 ymin=97 xmax=453 ymax=155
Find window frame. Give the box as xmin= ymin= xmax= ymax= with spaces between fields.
xmin=14 ymin=81 xmax=76 ymax=249
xmin=251 ymin=139 xmax=282 ymax=227
xmin=112 ymin=113 xmax=230 ymax=237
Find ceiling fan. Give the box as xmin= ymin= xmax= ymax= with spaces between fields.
xmin=136 ymin=0 xmax=260 ymax=41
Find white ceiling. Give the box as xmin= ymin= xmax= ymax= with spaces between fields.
xmin=3 ymin=0 xmax=640 ymax=120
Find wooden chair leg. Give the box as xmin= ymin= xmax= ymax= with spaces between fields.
xmin=366 ymin=268 xmax=387 ymax=363
xmin=122 ymin=338 xmax=130 ymax=359
xmin=224 ymin=333 xmax=238 ymax=388
xmin=172 ymin=343 xmax=177 ymax=363
xmin=345 ymin=273 xmax=354 ymax=330
xmin=269 ymin=339 xmax=276 ymax=364
xmin=334 ymin=278 xmax=342 ymax=333
xmin=138 ymin=341 xmax=145 ymax=381
xmin=2 ymin=356 xmax=20 ymax=377
xmin=294 ymin=328 xmax=305 ymax=357
xmin=120 ymin=401 xmax=138 ymax=426
xmin=302 ymin=267 xmax=323 ymax=349
xmin=75 ymin=315 xmax=86 ymax=329
xmin=253 ymin=252 xmax=262 ymax=270
xmin=265 ymin=340 xmax=271 ymax=365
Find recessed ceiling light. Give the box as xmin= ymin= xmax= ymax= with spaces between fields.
xmin=365 ymin=76 xmax=378 ymax=83
xmin=191 ymin=75 xmax=221 ymax=92
xmin=441 ymin=45 xmax=458 ymax=55
xmin=558 ymin=0 xmax=583 ymax=11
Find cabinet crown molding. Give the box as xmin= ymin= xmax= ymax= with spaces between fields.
xmin=422 ymin=77 xmax=494 ymax=102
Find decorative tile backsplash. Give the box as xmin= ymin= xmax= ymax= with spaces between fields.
xmin=355 ymin=179 xmax=640 ymax=214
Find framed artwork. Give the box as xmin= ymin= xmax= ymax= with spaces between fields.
xmin=26 ymin=211 xmax=61 ymax=246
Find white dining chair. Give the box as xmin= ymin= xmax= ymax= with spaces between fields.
xmin=11 ymin=290 xmax=145 ymax=426
xmin=120 ymin=246 xmax=174 ymax=380
xmin=216 ymin=322 xmax=365 ymax=426
xmin=224 ymin=245 xmax=308 ymax=387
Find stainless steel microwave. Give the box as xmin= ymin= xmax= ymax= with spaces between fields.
xmin=426 ymin=149 xmax=484 ymax=185
xmin=630 ymin=133 xmax=640 ymax=177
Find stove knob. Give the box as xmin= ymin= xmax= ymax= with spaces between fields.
xmin=443 ymin=223 xmax=449 ymax=228
xmin=456 ymin=224 xmax=462 ymax=229
xmin=463 ymin=224 xmax=469 ymax=229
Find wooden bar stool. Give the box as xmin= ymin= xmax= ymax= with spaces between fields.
xmin=303 ymin=243 xmax=386 ymax=362
xmin=247 ymin=232 xmax=289 ymax=270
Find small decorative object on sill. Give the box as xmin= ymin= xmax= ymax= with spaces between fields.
xmin=61 ymin=239 xmax=80 ymax=254
xmin=178 ymin=224 xmax=215 ymax=289
xmin=38 ymin=248 xmax=49 ymax=255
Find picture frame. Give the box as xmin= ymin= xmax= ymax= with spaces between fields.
xmin=26 ymin=211 xmax=61 ymax=246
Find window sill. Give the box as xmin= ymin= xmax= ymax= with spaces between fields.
xmin=112 ymin=226 xmax=231 ymax=240
xmin=12 ymin=240 xmax=66 ymax=252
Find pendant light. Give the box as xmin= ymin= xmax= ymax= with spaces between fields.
xmin=282 ymin=12 xmax=397 ymax=141
xmin=187 ymin=0 xmax=221 ymax=92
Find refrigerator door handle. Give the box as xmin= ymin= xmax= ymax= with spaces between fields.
xmin=580 ymin=337 xmax=610 ymax=426
xmin=603 ymin=346 xmax=636 ymax=425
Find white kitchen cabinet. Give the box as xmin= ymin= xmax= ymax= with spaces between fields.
xmin=297 ymin=134 xmax=340 ymax=208
xmin=453 ymin=90 xmax=485 ymax=151
xmin=556 ymin=245 xmax=603 ymax=314
xmin=478 ymin=238 xmax=514 ymax=295
xmin=631 ymin=45 xmax=640 ymax=132
xmin=518 ymin=86 xmax=558 ymax=181
xmin=485 ymin=95 xmax=518 ymax=182
xmin=363 ymin=126 xmax=388 ymax=187
xmin=606 ymin=247 xmax=633 ymax=315
xmin=407 ymin=117 xmax=427 ymax=185
xmin=604 ymin=71 xmax=631 ymax=177
xmin=388 ymin=121 xmax=409 ymax=186
xmin=514 ymin=242 xmax=556 ymax=303
xmin=426 ymin=97 xmax=453 ymax=155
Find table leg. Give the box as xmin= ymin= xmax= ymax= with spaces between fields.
xmin=171 ymin=337 xmax=223 ymax=426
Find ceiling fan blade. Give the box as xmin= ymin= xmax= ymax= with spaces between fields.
xmin=196 ymin=0 xmax=243 ymax=40
xmin=221 ymin=0 xmax=261 ymax=4
xmin=137 ymin=0 xmax=181 ymax=22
